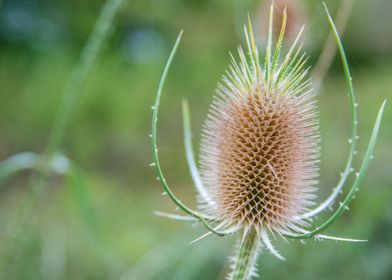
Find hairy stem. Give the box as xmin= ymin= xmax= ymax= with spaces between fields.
xmin=230 ymin=229 xmax=260 ymax=280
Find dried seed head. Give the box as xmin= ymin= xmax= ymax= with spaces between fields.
xmin=199 ymin=15 xmax=320 ymax=236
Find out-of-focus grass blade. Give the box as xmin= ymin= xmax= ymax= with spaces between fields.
xmin=0 ymin=152 xmax=39 ymax=183
xmin=67 ymin=163 xmax=101 ymax=241
xmin=67 ymin=163 xmax=121 ymax=273
xmin=45 ymin=0 xmax=126 ymax=158
xmin=0 ymin=153 xmax=72 ymax=184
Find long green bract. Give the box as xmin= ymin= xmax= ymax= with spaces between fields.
xmin=288 ymin=99 xmax=385 ymax=239
xmin=287 ymin=3 xmax=386 ymax=239
xmin=182 ymin=100 xmax=212 ymax=205
xmin=302 ymin=2 xmax=359 ymax=218
xmin=151 ymin=32 xmax=228 ymax=237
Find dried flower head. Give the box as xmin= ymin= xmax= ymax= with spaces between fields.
xmin=199 ymin=20 xmax=318 ymax=241
xmin=151 ymin=3 xmax=386 ymax=280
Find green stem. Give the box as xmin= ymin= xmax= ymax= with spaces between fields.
xmin=0 ymin=1 xmax=125 ymax=275
xmin=230 ymin=229 xmax=260 ymax=280
xmin=45 ymin=0 xmax=125 ymax=158
xmin=25 ymin=0 xmax=125 ymax=227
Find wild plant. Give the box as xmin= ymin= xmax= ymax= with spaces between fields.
xmin=151 ymin=3 xmax=386 ymax=279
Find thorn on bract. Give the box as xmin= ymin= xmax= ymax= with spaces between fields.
xmin=339 ymin=202 xmax=349 ymax=210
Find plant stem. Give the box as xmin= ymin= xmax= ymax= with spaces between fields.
xmin=27 ymin=0 xmax=125 ymax=223
xmin=231 ymin=229 xmax=260 ymax=280
xmin=26 ymin=0 xmax=126 ymax=223
xmin=0 ymin=0 xmax=126 ymax=276
xmin=45 ymin=0 xmax=125 ymax=158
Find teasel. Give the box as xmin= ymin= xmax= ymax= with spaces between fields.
xmin=151 ymin=3 xmax=386 ymax=280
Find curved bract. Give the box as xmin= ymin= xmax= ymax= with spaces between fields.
xmin=301 ymin=3 xmax=359 ymax=219
xmin=150 ymin=31 xmax=234 ymax=237
xmin=182 ymin=100 xmax=215 ymax=206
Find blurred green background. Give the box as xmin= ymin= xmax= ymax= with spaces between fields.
xmin=0 ymin=0 xmax=391 ymax=279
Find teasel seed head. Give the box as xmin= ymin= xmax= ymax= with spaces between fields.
xmin=152 ymin=3 xmax=386 ymax=279
xmin=199 ymin=11 xmax=320 ymax=238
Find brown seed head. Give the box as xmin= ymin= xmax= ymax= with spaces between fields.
xmin=199 ymin=18 xmax=320 ymax=235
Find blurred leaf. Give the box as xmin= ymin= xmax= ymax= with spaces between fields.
xmin=0 ymin=152 xmax=38 ymax=183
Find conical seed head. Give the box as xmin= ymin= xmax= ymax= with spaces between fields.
xmin=199 ymin=19 xmax=320 ymax=234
